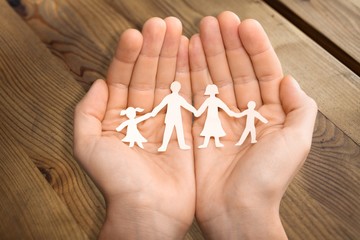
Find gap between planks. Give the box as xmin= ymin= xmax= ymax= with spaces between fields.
xmin=263 ymin=0 xmax=360 ymax=76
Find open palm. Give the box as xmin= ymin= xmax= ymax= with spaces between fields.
xmin=74 ymin=17 xmax=195 ymax=239
xmin=189 ymin=12 xmax=317 ymax=239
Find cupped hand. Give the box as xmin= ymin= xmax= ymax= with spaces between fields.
xmin=74 ymin=17 xmax=195 ymax=239
xmin=189 ymin=11 xmax=317 ymax=239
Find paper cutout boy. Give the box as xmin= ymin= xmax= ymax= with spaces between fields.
xmin=235 ymin=101 xmax=268 ymax=146
xmin=151 ymin=81 xmax=197 ymax=152
xmin=195 ymin=84 xmax=238 ymax=148
xmin=115 ymin=107 xmax=152 ymax=148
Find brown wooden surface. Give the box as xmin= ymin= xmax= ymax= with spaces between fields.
xmin=275 ymin=0 xmax=360 ymax=74
xmin=0 ymin=0 xmax=359 ymax=239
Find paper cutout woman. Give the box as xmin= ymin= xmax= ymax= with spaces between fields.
xmin=235 ymin=101 xmax=268 ymax=146
xmin=195 ymin=84 xmax=238 ymax=148
xmin=115 ymin=107 xmax=152 ymax=149
xmin=151 ymin=81 xmax=197 ymax=152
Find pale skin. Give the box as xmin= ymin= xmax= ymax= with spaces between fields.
xmin=73 ymin=11 xmax=317 ymax=240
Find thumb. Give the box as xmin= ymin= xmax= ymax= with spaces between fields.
xmin=280 ymin=75 xmax=318 ymax=149
xmin=73 ymin=79 xmax=108 ymax=162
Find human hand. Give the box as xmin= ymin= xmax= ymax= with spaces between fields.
xmin=74 ymin=17 xmax=195 ymax=239
xmin=189 ymin=11 xmax=317 ymax=239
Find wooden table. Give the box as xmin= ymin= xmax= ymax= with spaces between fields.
xmin=0 ymin=0 xmax=359 ymax=239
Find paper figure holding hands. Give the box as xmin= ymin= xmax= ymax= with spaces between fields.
xmin=195 ymin=84 xmax=238 ymax=148
xmin=115 ymin=83 xmax=267 ymax=150
xmin=235 ymin=101 xmax=268 ymax=146
xmin=115 ymin=107 xmax=152 ymax=148
xmin=151 ymin=81 xmax=197 ymax=152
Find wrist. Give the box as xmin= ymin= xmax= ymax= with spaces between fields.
xmin=198 ymin=204 xmax=287 ymax=240
xmin=99 ymin=199 xmax=190 ymax=240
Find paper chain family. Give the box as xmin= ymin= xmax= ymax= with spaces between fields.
xmin=116 ymin=81 xmax=268 ymax=152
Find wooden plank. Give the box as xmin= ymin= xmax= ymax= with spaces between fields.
xmin=272 ymin=0 xmax=360 ymax=74
xmin=20 ymin=0 xmax=135 ymax=89
xmin=281 ymin=112 xmax=360 ymax=239
xmin=0 ymin=125 xmax=86 ymax=240
xmin=102 ymin=0 xmax=203 ymax=37
xmin=0 ymin=2 xmax=105 ymax=239
xmin=2 ymin=0 xmax=359 ymax=239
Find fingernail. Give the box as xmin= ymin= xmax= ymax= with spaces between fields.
xmin=290 ymin=76 xmax=302 ymax=90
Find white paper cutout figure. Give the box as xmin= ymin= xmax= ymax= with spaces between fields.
xmin=115 ymin=107 xmax=152 ymax=149
xmin=235 ymin=101 xmax=268 ymax=146
xmin=195 ymin=84 xmax=238 ymax=148
xmin=151 ymin=81 xmax=197 ymax=152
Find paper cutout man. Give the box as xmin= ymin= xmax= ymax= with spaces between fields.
xmin=151 ymin=81 xmax=197 ymax=152
xmin=115 ymin=107 xmax=152 ymax=148
xmin=235 ymin=101 xmax=268 ymax=146
xmin=195 ymin=84 xmax=238 ymax=148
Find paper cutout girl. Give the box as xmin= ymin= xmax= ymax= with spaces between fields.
xmin=235 ymin=101 xmax=268 ymax=146
xmin=115 ymin=107 xmax=152 ymax=149
xmin=195 ymin=84 xmax=238 ymax=148
xmin=151 ymin=81 xmax=197 ymax=152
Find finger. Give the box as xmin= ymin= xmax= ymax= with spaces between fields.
xmin=154 ymin=17 xmax=182 ymax=107
xmin=199 ymin=16 xmax=237 ymax=107
xmin=128 ymin=17 xmax=166 ymax=112
xmin=280 ymin=75 xmax=318 ymax=149
xmin=189 ymin=34 xmax=212 ymax=109
xmin=105 ymin=29 xmax=143 ymax=115
xmin=176 ymin=36 xmax=192 ymax=102
xmin=74 ymin=79 xmax=108 ymax=164
xmin=217 ymin=11 xmax=262 ymax=110
xmin=176 ymin=36 xmax=193 ymax=126
xmin=239 ymin=19 xmax=283 ymax=105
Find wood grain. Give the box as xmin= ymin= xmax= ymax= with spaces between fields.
xmin=1 ymin=0 xmax=359 ymax=239
xmin=104 ymin=0 xmax=203 ymax=37
xmin=281 ymin=113 xmax=360 ymax=239
xmin=20 ymin=0 xmax=135 ymax=89
xmin=274 ymin=0 xmax=360 ymax=74
xmin=0 ymin=1 xmax=105 ymax=239
xmin=0 ymin=125 xmax=87 ymax=240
